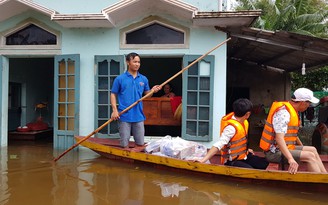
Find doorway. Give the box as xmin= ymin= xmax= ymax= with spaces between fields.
xmin=8 ymin=58 xmax=54 ymax=140
xmin=141 ymin=57 xmax=182 ymax=136
xmin=226 ymin=87 xmax=250 ymax=114
xmin=8 ymin=82 xmax=22 ymax=131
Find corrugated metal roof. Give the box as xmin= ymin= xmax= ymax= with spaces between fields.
xmin=225 ymin=27 xmax=328 ymax=72
xmin=193 ymin=11 xmax=261 ymax=28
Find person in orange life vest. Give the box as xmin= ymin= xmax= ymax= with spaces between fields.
xmin=260 ymin=88 xmax=327 ymax=174
xmin=198 ymin=98 xmax=269 ymax=169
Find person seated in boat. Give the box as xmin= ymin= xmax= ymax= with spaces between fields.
xmin=198 ymin=98 xmax=269 ymax=170
xmin=161 ymin=83 xmax=175 ymax=98
xmin=260 ymin=88 xmax=327 ymax=174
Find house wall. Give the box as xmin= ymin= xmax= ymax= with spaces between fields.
xmin=0 ymin=1 xmax=228 ymax=146
xmin=61 ymin=25 xmax=227 ymax=141
xmin=0 ymin=57 xmax=9 ymax=146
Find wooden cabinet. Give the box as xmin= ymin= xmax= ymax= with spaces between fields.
xmin=143 ymin=97 xmax=181 ymax=126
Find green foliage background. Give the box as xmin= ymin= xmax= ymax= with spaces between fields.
xmin=290 ymin=67 xmax=328 ymax=91
xmin=235 ymin=0 xmax=328 ymax=91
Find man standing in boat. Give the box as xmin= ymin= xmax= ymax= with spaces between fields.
xmin=260 ymin=88 xmax=327 ymax=174
xmin=110 ymin=52 xmax=161 ymax=148
xmin=198 ymin=98 xmax=269 ymax=169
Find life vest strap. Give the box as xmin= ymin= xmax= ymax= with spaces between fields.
xmin=221 ymin=149 xmax=247 ymax=159
xmin=228 ymin=136 xmax=247 ymax=145
xmin=261 ymin=135 xmax=275 ymax=144
xmin=265 ymin=121 xmax=299 ymax=131
xmin=285 ymin=141 xmax=297 ymax=145
xmin=263 ymin=129 xmax=274 ymax=136
xmin=287 ymin=126 xmax=299 ymax=130
xmin=284 ymin=133 xmax=298 ymax=137
xmin=222 ymin=143 xmax=247 ymax=152
xmin=265 ymin=120 xmax=273 ymax=128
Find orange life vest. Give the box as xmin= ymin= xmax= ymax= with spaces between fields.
xmin=220 ymin=112 xmax=249 ymax=164
xmin=260 ymin=101 xmax=300 ymax=151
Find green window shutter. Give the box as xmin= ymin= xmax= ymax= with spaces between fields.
xmin=54 ymin=54 xmax=80 ymax=149
xmin=94 ymin=55 xmax=124 ymax=138
xmin=182 ymin=55 xmax=214 ymax=141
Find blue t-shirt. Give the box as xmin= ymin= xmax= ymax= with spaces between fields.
xmin=111 ymin=71 xmax=150 ymax=122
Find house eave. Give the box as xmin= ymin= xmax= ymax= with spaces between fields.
xmin=101 ymin=0 xmax=198 ymax=26
xmin=51 ymin=14 xmax=114 ymax=28
xmin=193 ymin=10 xmax=262 ymax=28
xmin=0 ymin=0 xmax=56 ymax=22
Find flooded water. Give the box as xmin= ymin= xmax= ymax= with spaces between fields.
xmin=1 ymin=140 xmax=327 ymax=205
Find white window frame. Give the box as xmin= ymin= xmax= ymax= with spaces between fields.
xmin=0 ymin=18 xmax=61 ymax=55
xmin=120 ymin=16 xmax=189 ymax=49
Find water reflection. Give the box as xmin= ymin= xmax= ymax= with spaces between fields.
xmin=1 ymin=141 xmax=327 ymax=205
xmin=153 ymin=181 xmax=188 ymax=197
xmin=0 ymin=147 xmax=9 ymax=205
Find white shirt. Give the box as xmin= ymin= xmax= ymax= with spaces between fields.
xmin=272 ymin=106 xmax=290 ymax=134
xmin=212 ymin=124 xmax=236 ymax=150
xmin=270 ymin=106 xmax=291 ymax=153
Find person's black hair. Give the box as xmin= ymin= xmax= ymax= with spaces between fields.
xmin=233 ymin=98 xmax=253 ymax=117
xmin=126 ymin=52 xmax=140 ymax=61
xmin=165 ymin=83 xmax=173 ymax=90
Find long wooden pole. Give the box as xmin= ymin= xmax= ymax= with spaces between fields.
xmin=53 ymin=37 xmax=231 ymax=162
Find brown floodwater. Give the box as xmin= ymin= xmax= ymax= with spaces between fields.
xmin=1 ymin=139 xmax=328 ymax=205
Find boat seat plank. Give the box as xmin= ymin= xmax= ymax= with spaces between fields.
xmin=266 ymin=163 xmax=280 ymax=171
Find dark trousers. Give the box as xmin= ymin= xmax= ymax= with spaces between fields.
xmin=225 ymin=153 xmax=269 ymax=170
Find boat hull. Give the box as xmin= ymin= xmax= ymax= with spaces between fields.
xmin=76 ymin=136 xmax=328 ymax=193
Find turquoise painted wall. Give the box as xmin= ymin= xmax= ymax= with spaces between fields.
xmin=58 ymin=27 xmax=227 ymax=140
xmin=0 ymin=57 xmax=9 ymax=146
xmin=0 ymin=0 xmax=227 ymax=146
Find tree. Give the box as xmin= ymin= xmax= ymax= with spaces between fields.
xmin=235 ymin=0 xmax=328 ymax=90
xmin=290 ymin=67 xmax=328 ymax=91
xmin=235 ymin=0 xmax=328 ymax=38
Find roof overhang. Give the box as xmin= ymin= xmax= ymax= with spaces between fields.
xmin=193 ymin=10 xmax=262 ymax=28
xmin=52 ymin=0 xmax=198 ymax=28
xmin=223 ymin=27 xmax=328 ymax=73
xmin=51 ymin=13 xmax=113 ymax=28
xmin=101 ymin=0 xmax=198 ymax=27
xmin=0 ymin=0 xmax=260 ymax=29
xmin=0 ymin=0 xmax=56 ymax=22
xmin=1 ymin=1 xmax=327 ymax=73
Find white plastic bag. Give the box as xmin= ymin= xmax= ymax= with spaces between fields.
xmin=146 ymin=136 xmax=207 ymax=160
xmin=145 ymin=135 xmax=172 ymax=153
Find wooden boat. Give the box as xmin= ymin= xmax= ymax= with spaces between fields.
xmin=75 ymin=136 xmax=328 ymax=193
